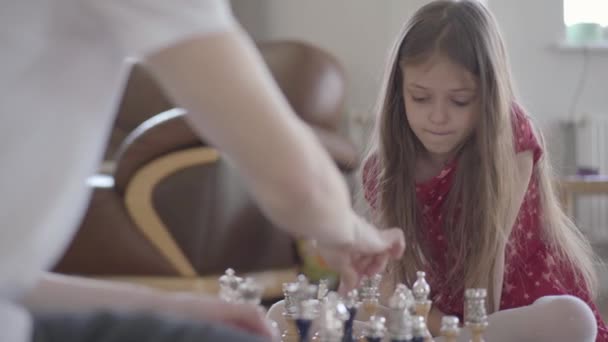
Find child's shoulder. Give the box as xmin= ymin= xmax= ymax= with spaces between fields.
xmin=511 ymin=103 xmax=543 ymax=163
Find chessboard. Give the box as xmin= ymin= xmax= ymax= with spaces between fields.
xmin=217 ymin=268 xmax=489 ymax=342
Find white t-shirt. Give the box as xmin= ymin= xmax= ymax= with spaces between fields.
xmin=0 ymin=1 xmax=236 ymax=340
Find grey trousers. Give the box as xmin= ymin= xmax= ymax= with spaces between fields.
xmin=32 ymin=311 xmax=268 ymax=342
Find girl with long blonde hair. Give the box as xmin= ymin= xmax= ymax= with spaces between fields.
xmin=361 ymin=1 xmax=606 ymax=340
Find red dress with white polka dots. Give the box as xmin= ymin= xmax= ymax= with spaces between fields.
xmin=362 ymin=106 xmax=608 ymax=340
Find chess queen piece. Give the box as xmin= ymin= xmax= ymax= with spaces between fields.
xmin=411 ymin=316 xmax=429 ymax=342
xmin=363 ymin=316 xmax=386 ymax=342
xmin=359 ymin=274 xmax=382 ymax=320
xmin=282 ymin=282 xmax=301 ymax=342
xmin=342 ymin=289 xmax=359 ymax=342
xmin=312 ymin=293 xmax=349 ymax=342
xmin=440 ymin=316 xmax=460 ymax=342
xmin=388 ymin=284 xmax=413 ymax=342
xmin=464 ymin=289 xmax=488 ymax=342
xmin=218 ymin=268 xmax=243 ymax=302
xmin=412 ymin=272 xmax=432 ymax=322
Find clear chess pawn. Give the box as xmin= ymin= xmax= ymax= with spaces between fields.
xmin=343 ymin=289 xmax=360 ymax=342
xmin=282 ymin=282 xmax=301 ymax=342
xmin=292 ymin=275 xmax=319 ymax=341
xmin=412 ymin=271 xmax=432 ymax=322
xmin=296 ymin=299 xmax=318 ymax=342
xmin=363 ymin=316 xmax=386 ymax=342
xmin=218 ymin=268 xmax=243 ymax=302
xmin=440 ymin=316 xmax=460 ymax=342
xmin=312 ymin=292 xmax=349 ymax=342
xmin=237 ymin=277 xmax=264 ymax=307
xmin=317 ymin=279 xmax=330 ymax=299
xmin=464 ymin=289 xmax=488 ymax=342
xmin=388 ymin=284 xmax=413 ymax=342
xmin=411 ymin=316 xmax=429 ymax=342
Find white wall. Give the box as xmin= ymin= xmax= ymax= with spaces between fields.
xmin=231 ymin=0 xmax=608 ymax=173
xmin=489 ymin=0 xmax=608 ymax=173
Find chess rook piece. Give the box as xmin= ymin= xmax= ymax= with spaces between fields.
xmin=342 ymin=289 xmax=359 ymax=342
xmin=388 ymin=284 xmax=413 ymax=342
xmin=282 ymin=282 xmax=300 ymax=342
xmin=359 ymin=274 xmax=382 ymax=319
xmin=464 ymin=289 xmax=488 ymax=342
xmin=363 ymin=316 xmax=386 ymax=342
xmin=296 ymin=299 xmax=317 ymax=342
xmin=218 ymin=268 xmax=243 ymax=302
xmin=440 ymin=316 xmax=460 ymax=342
xmin=412 ymin=271 xmax=432 ymax=322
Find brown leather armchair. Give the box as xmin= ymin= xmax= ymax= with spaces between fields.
xmin=54 ymin=40 xmax=359 ymax=299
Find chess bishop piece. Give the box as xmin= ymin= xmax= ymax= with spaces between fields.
xmin=412 ymin=271 xmax=432 ymax=322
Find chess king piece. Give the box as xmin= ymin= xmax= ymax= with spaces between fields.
xmin=359 ymin=274 xmax=382 ymax=320
xmin=464 ymin=289 xmax=488 ymax=342
xmin=388 ymin=284 xmax=413 ymax=342
xmin=219 ymin=268 xmax=243 ymax=302
xmin=412 ymin=271 xmax=432 ymax=322
xmin=363 ymin=316 xmax=386 ymax=342
xmin=411 ymin=316 xmax=429 ymax=342
xmin=342 ymin=289 xmax=359 ymax=342
xmin=440 ymin=316 xmax=460 ymax=342
xmin=282 ymin=282 xmax=301 ymax=342
xmin=312 ymin=292 xmax=349 ymax=342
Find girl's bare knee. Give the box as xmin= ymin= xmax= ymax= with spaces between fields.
xmin=537 ymin=295 xmax=597 ymax=341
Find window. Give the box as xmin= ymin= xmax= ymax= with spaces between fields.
xmin=563 ymin=0 xmax=608 ymax=46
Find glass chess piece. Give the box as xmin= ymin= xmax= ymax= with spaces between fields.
xmin=411 ymin=316 xmax=428 ymax=342
xmin=412 ymin=271 xmax=432 ymax=322
xmin=218 ymin=268 xmax=243 ymax=302
xmin=282 ymin=282 xmax=301 ymax=342
xmin=296 ymin=299 xmax=318 ymax=342
xmin=343 ymin=289 xmax=359 ymax=342
xmin=312 ymin=292 xmax=349 ymax=342
xmin=359 ymin=274 xmax=382 ymax=320
xmin=464 ymin=289 xmax=488 ymax=342
xmin=388 ymin=284 xmax=413 ymax=342
xmin=440 ymin=316 xmax=460 ymax=342
xmin=362 ymin=315 xmax=386 ymax=342
xmin=237 ymin=277 xmax=264 ymax=307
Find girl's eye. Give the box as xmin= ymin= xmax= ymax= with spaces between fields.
xmin=412 ymin=96 xmax=430 ymax=103
xmin=452 ymin=99 xmax=471 ymax=107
